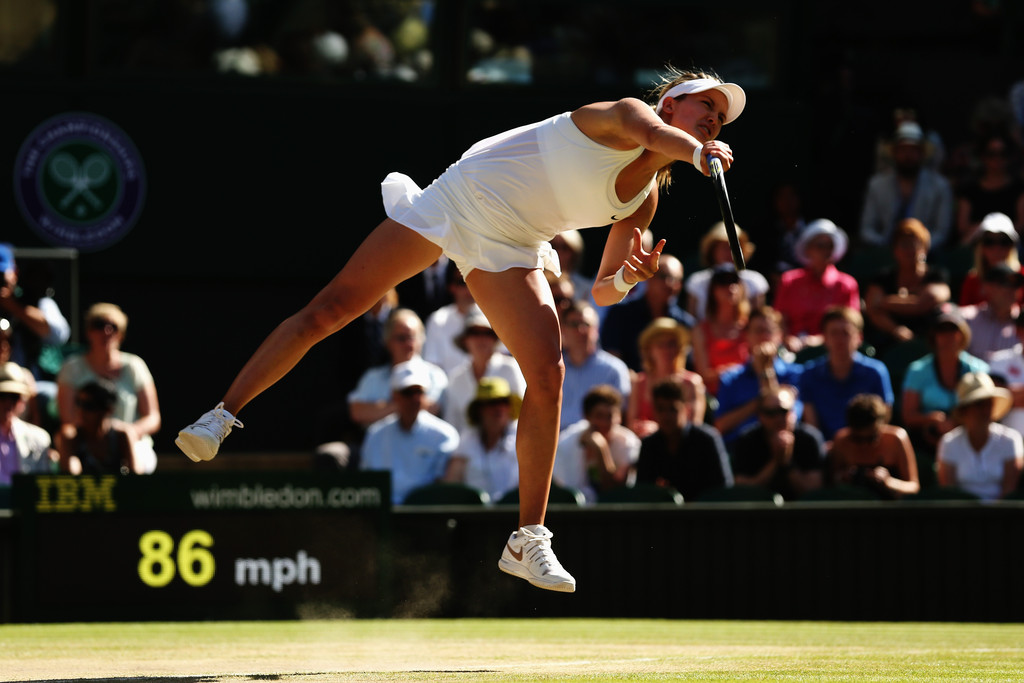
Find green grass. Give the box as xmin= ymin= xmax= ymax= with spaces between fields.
xmin=1 ymin=619 xmax=1023 ymax=681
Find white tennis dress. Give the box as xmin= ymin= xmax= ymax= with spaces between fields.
xmin=382 ymin=112 xmax=654 ymax=276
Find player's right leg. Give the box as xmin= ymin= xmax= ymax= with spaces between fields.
xmin=176 ymin=218 xmax=443 ymax=462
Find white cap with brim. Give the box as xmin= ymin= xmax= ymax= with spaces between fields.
xmin=0 ymin=362 xmax=30 ymax=397
xmin=975 ymin=212 xmax=1018 ymax=243
xmin=794 ymin=219 xmax=848 ymax=266
xmin=655 ymin=78 xmax=746 ymax=124
xmin=390 ymin=360 xmax=431 ymax=392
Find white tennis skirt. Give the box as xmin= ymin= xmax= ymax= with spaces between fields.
xmin=381 ymin=170 xmax=560 ymax=278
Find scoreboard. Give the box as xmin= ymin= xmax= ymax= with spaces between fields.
xmin=11 ymin=471 xmax=391 ymax=621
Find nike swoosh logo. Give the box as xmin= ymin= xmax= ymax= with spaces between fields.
xmin=506 ymin=542 xmax=523 ymax=561
xmin=610 ymin=215 xmax=620 ymax=221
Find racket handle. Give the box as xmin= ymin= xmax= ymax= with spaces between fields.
xmin=707 ymin=156 xmax=724 ymax=177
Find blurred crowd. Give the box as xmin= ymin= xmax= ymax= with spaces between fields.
xmin=4 ymin=87 xmax=1024 ymax=508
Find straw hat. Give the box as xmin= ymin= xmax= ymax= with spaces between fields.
xmin=699 ymin=221 xmax=755 ymax=266
xmin=466 ymin=376 xmax=522 ymax=426
xmin=0 ymin=362 xmax=30 ymax=397
xmin=954 ymin=372 xmax=1012 ymax=421
xmin=454 ymin=309 xmax=497 ymax=352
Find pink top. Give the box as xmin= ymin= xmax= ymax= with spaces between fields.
xmin=773 ymin=264 xmax=860 ymax=336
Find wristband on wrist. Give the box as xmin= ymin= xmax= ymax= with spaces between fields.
xmin=692 ymin=145 xmax=704 ymax=172
xmin=613 ymin=265 xmax=636 ymax=293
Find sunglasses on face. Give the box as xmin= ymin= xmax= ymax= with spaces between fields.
xmin=759 ymin=406 xmax=790 ymax=418
xmin=88 ymin=319 xmax=119 ymax=333
xmin=981 ymin=237 xmax=1014 ymax=248
xmin=76 ymin=398 xmax=107 ymax=412
xmin=398 ymin=386 xmax=425 ymax=398
xmin=0 ymin=392 xmax=21 ymax=403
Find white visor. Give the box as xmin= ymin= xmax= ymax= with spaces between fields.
xmin=655 ymin=78 xmax=746 ymax=124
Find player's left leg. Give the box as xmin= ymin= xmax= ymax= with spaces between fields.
xmin=466 ymin=266 xmax=575 ymax=592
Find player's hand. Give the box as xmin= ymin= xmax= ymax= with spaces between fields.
xmin=621 ymin=227 xmax=665 ymax=286
xmin=697 ymin=140 xmax=734 ymax=176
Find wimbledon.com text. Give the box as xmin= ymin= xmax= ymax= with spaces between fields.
xmin=189 ymin=484 xmax=384 ymax=510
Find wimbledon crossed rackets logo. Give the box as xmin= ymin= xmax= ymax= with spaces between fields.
xmin=14 ymin=112 xmax=146 ymax=251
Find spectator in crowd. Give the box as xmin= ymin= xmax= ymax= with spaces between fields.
xmin=961 ymin=263 xmax=1022 ymax=360
xmin=348 ymin=308 xmax=448 ymax=430
xmin=56 ymin=303 xmax=161 ymax=474
xmin=800 ymin=307 xmax=894 ymax=444
xmin=422 ymin=262 xmax=480 ymax=374
xmin=57 ymin=379 xmax=136 ymax=475
xmin=732 ymin=385 xmax=826 ymax=500
xmin=690 ymin=266 xmax=751 ymax=394
xmin=554 ymin=384 xmax=640 ymax=503
xmin=635 ymin=376 xmax=732 ymax=501
xmin=546 ymin=270 xmax=576 ymax=316
xmin=773 ymin=219 xmax=860 ymax=353
xmin=714 ymin=307 xmax=804 ymax=446
xmin=986 ymin=310 xmax=1024 ymax=434
xmin=0 ymin=318 xmax=39 ymax=425
xmin=0 ymin=362 xmax=55 ymax=485
xmin=829 ymin=393 xmax=920 ymax=499
xmin=958 ymin=213 xmax=1024 ymax=307
xmin=550 ymin=230 xmax=602 ymax=309
xmin=627 ymin=317 xmax=705 ymax=438
xmin=0 ymin=244 xmax=71 ymax=415
xmin=749 ymin=179 xmax=807 ymax=289
xmin=360 ymin=360 xmax=459 ymax=505
xmin=862 ymin=218 xmax=950 ymax=355
xmin=684 ymin=222 xmax=767 ymax=321
xmin=395 ymin=255 xmax=452 ymax=323
xmin=859 ymin=120 xmax=954 ymax=252
xmin=937 ymin=372 xmax=1023 ymax=500
xmin=443 ymin=377 xmax=520 ymax=502
xmin=443 ymin=310 xmax=525 ymax=436
xmin=600 ymin=252 xmax=694 ymax=372
xmin=901 ymin=311 xmax=989 ymax=463
xmin=559 ymin=299 xmax=631 ymax=431
xmin=956 ymin=133 xmax=1024 ymax=244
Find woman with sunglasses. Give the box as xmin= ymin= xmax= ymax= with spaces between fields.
xmin=56 ymin=303 xmax=161 ymax=473
xmin=955 ymin=133 xmax=1024 ymax=245
xmin=958 ymin=212 xmax=1024 ymax=307
xmin=829 ymin=393 xmax=919 ymax=499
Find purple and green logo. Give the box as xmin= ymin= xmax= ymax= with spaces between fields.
xmin=14 ymin=112 xmax=146 ymax=251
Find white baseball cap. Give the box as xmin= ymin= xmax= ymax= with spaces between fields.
xmin=390 ymin=360 xmax=431 ymax=392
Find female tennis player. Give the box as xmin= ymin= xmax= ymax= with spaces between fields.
xmin=177 ymin=67 xmax=745 ymax=593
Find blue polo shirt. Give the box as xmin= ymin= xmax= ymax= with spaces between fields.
xmin=799 ymin=352 xmax=894 ymax=441
xmin=715 ymin=358 xmax=804 ymax=443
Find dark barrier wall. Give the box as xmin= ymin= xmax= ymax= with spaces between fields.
xmin=5 ymin=483 xmax=1024 ymax=622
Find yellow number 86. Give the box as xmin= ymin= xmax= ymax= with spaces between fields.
xmin=138 ymin=529 xmax=215 ymax=587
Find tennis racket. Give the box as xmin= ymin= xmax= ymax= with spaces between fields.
xmin=707 ymin=156 xmax=745 ymax=271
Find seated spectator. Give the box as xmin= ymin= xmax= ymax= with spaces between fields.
xmin=360 ymin=361 xmax=459 ymax=505
xmin=829 ymin=393 xmax=920 ymax=499
xmin=600 ymin=252 xmax=694 ymax=372
xmin=901 ymin=311 xmax=990 ymax=458
xmin=57 ymin=379 xmax=136 ymax=475
xmin=986 ymin=310 xmax=1024 ymax=434
xmin=859 ymin=120 xmax=954 ymax=252
xmin=958 ymin=212 xmax=1024 ymax=306
xmin=555 ymin=384 xmax=640 ymax=503
xmin=714 ymin=307 xmax=804 ymax=446
xmin=56 ymin=303 xmax=160 ymax=474
xmin=627 ymin=317 xmax=705 ymax=438
xmin=443 ymin=377 xmax=521 ymax=502
xmin=443 ymin=310 xmax=525 ymax=436
xmin=961 ymin=263 xmax=1022 ymax=360
xmin=684 ymin=222 xmax=768 ymax=321
xmin=422 ymin=262 xmax=479 ymax=375
xmin=0 ymin=362 xmax=55 ymax=485
xmin=0 ymin=318 xmax=40 ymax=425
xmin=559 ymin=300 xmax=631 ymax=431
xmin=955 ymin=133 xmax=1024 ymax=245
xmin=749 ymin=179 xmax=807 ymax=289
xmin=395 ymin=255 xmax=452 ymax=324
xmin=800 ymin=307 xmax=894 ymax=444
xmin=348 ymin=308 xmax=448 ymax=431
xmin=545 ymin=270 xmax=576 ymax=316
xmin=862 ymin=218 xmax=951 ymax=355
xmin=937 ymin=372 xmax=1023 ymax=500
xmin=690 ymin=266 xmax=751 ymax=394
xmin=635 ymin=376 xmax=733 ymax=501
xmin=773 ymin=219 xmax=860 ymax=353
xmin=732 ymin=385 xmax=826 ymax=500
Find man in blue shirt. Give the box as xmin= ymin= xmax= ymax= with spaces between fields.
xmin=560 ymin=300 xmax=632 ymax=431
xmin=799 ymin=306 xmax=893 ymax=442
xmin=714 ymin=307 xmax=803 ymax=445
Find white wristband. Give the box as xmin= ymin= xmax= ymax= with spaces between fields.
xmin=613 ymin=265 xmax=636 ymax=293
xmin=692 ymin=145 xmax=704 ymax=172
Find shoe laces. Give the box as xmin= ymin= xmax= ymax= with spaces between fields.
xmin=519 ymin=527 xmax=564 ymax=575
xmin=196 ymin=402 xmax=244 ymax=436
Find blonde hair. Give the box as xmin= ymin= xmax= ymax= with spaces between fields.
xmin=647 ymin=66 xmax=725 ymax=191
xmin=85 ymin=302 xmax=128 ymax=336
xmin=637 ymin=317 xmax=691 ymax=374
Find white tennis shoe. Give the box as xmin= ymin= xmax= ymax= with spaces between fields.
xmin=175 ymin=402 xmax=243 ymax=462
xmin=498 ymin=524 xmax=576 ymax=593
